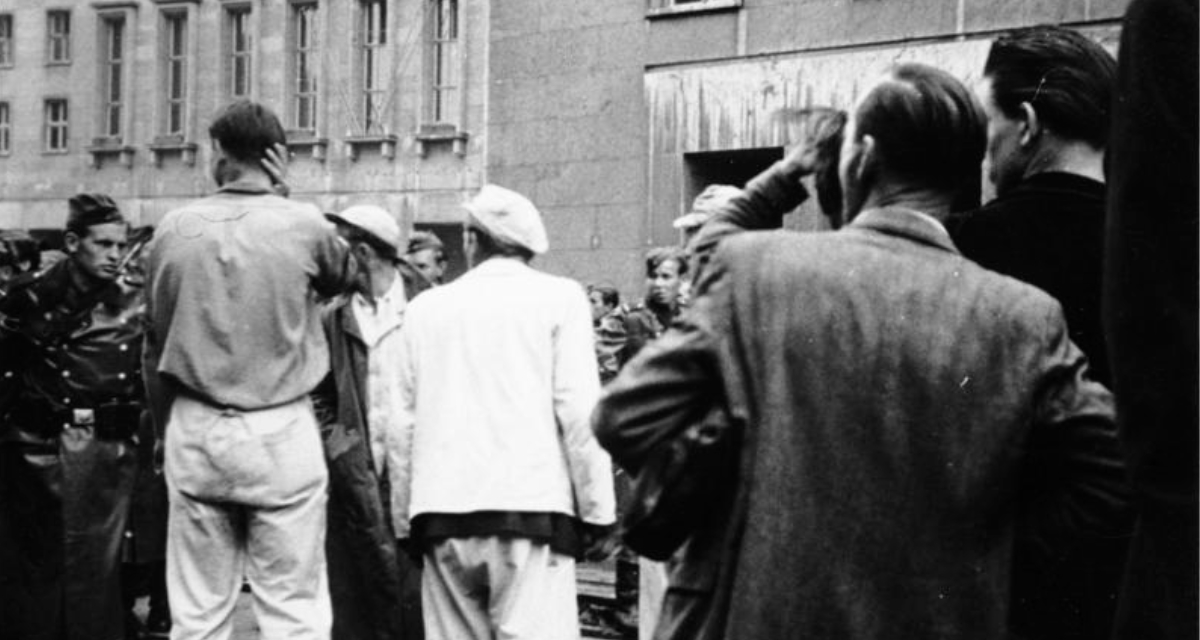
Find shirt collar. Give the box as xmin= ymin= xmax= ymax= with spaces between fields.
xmin=216 ymin=179 xmax=275 ymax=196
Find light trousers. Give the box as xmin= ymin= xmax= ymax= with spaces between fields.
xmin=423 ymin=536 xmax=578 ymax=640
xmin=165 ymin=395 xmax=331 ymax=640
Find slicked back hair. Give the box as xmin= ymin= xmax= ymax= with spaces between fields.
xmin=984 ymin=25 xmax=1116 ymax=148
xmin=854 ymin=63 xmax=987 ymax=200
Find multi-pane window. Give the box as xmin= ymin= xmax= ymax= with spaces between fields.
xmin=0 ymin=102 xmax=10 ymax=155
xmin=291 ymin=3 xmax=318 ymax=133
xmin=44 ymin=99 xmax=68 ymax=152
xmin=164 ymin=12 xmax=188 ymax=136
xmin=101 ymin=17 xmax=125 ymax=139
xmin=429 ymin=0 xmax=459 ymax=125
xmin=360 ymin=0 xmax=387 ymax=134
xmin=227 ymin=7 xmax=252 ymax=98
xmin=47 ymin=11 xmax=71 ymax=64
xmin=0 ymin=15 xmax=13 ymax=66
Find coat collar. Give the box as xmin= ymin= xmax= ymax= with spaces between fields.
xmin=847 ymin=207 xmax=959 ymax=255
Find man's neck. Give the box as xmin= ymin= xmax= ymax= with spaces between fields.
xmin=1023 ymin=140 xmax=1106 ymax=184
xmin=368 ymin=263 xmax=397 ymax=300
xmin=66 ymin=259 xmax=108 ymax=296
xmin=217 ymin=164 xmax=275 ymax=190
xmin=860 ymin=184 xmax=956 ymax=222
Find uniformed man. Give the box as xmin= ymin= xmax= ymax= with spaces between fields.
xmin=0 ymin=193 xmax=145 ymax=640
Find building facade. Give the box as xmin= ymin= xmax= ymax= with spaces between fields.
xmin=0 ymin=0 xmax=485 ymax=279
xmin=0 ymin=0 xmax=1129 ymax=295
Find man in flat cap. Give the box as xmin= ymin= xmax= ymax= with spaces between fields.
xmin=394 ymin=184 xmax=616 ymax=640
xmin=311 ymin=204 xmax=429 ymax=640
xmin=0 ymin=193 xmax=146 ymax=640
xmin=406 ymin=230 xmax=449 ymax=286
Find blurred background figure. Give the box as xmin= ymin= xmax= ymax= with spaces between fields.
xmin=0 ymin=230 xmax=41 ymax=289
xmin=407 ymin=231 xmax=449 ymax=286
xmin=1104 ymin=1 xmax=1199 ymax=638
xmin=673 ymin=185 xmax=742 ymax=248
xmin=622 ymin=247 xmax=687 ymax=364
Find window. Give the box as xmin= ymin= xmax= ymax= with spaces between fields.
xmin=226 ymin=7 xmax=253 ymax=98
xmin=163 ymin=12 xmax=188 ymax=137
xmin=290 ymin=3 xmax=318 ymax=133
xmin=0 ymin=15 xmax=13 ymax=67
xmin=44 ymin=99 xmax=68 ymax=152
xmin=0 ymin=102 xmax=10 ymax=155
xmin=359 ymin=0 xmax=388 ymax=134
xmin=101 ymin=17 xmax=125 ymax=139
xmin=428 ymin=0 xmax=459 ymax=125
xmin=47 ymin=10 xmax=71 ymax=64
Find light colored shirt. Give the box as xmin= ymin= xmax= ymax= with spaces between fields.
xmin=144 ymin=181 xmax=354 ymax=414
xmin=392 ymin=257 xmax=616 ymax=529
xmin=351 ymin=272 xmax=407 ymax=476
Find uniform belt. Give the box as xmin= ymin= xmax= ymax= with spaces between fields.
xmin=11 ymin=402 xmax=141 ymax=441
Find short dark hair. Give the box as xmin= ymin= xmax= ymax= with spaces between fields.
xmin=467 ymin=225 xmax=534 ymax=262
xmin=588 ymin=284 xmax=620 ymax=309
xmin=984 ymin=25 xmax=1116 ymax=148
xmin=854 ymin=63 xmax=986 ymax=198
xmin=645 ymin=247 xmax=687 ymax=279
xmin=335 ymin=221 xmax=399 ymax=262
xmin=208 ymin=100 xmax=286 ymax=165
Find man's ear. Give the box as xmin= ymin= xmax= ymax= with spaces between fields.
xmin=63 ymin=230 xmax=81 ymax=255
xmin=857 ymin=133 xmax=880 ymax=185
xmin=1017 ymin=101 xmax=1041 ymax=146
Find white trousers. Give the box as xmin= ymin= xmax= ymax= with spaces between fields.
xmin=164 ymin=395 xmax=331 ymax=640
xmin=423 ymin=536 xmax=579 ymax=640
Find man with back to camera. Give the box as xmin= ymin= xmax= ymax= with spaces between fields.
xmin=0 ymin=194 xmax=144 ymax=640
xmin=594 ymin=63 xmax=1128 ymax=640
xmin=944 ymin=26 xmax=1132 ymax=640
xmin=142 ymin=100 xmax=357 ymax=640
xmin=395 ymin=184 xmax=615 ymax=640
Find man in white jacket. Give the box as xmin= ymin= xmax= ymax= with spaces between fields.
xmin=392 ymin=184 xmax=616 ymax=640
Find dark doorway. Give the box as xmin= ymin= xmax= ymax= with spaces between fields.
xmin=683 ymin=147 xmax=783 ymax=205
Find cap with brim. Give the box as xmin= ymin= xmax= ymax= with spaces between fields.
xmin=326 ymin=204 xmax=401 ymax=254
xmin=463 ymin=184 xmax=549 ymax=255
xmin=67 ymin=193 xmax=123 ymax=231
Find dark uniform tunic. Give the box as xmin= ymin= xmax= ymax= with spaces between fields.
xmin=0 ymin=258 xmax=145 ymax=640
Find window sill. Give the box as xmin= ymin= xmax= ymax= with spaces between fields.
xmin=86 ymin=140 xmax=136 ymax=168
xmin=42 ymin=149 xmax=70 ymax=156
xmin=45 ymin=60 xmax=72 ymax=67
xmin=415 ymin=123 xmax=468 ymax=158
xmin=285 ymin=132 xmax=328 ymax=162
xmin=646 ymin=0 xmax=741 ymax=19
xmin=345 ymin=134 xmax=397 ymax=161
xmin=148 ymin=138 xmax=198 ymax=167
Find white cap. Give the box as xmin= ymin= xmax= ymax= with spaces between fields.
xmin=326 ymin=204 xmax=401 ymax=254
xmin=672 ymin=184 xmax=744 ymax=230
xmin=463 ymin=184 xmax=549 ymax=254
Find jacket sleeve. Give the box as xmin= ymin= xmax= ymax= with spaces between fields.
xmin=554 ymin=284 xmax=616 ymax=526
xmin=687 ymin=159 xmax=810 ymax=281
xmin=593 ymin=254 xmax=729 ymax=475
xmin=311 ymin=219 xmax=359 ymax=300
xmin=1020 ymin=303 xmax=1132 ymax=549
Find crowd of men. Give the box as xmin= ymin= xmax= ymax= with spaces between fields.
xmin=0 ymin=2 xmax=1195 ymax=640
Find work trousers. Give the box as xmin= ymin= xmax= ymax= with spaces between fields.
xmin=164 ymin=395 xmax=331 ymax=640
xmin=423 ymin=536 xmax=578 ymax=640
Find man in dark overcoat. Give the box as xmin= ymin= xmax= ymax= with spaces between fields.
xmin=0 ymin=194 xmax=144 ymax=640
xmin=312 ymin=205 xmax=430 ymax=640
xmin=594 ymin=64 xmax=1129 ymax=640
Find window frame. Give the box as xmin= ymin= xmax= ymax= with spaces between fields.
xmin=358 ymin=0 xmax=390 ymax=136
xmin=425 ymin=0 xmax=461 ymax=127
xmin=288 ymin=1 xmax=320 ymax=135
xmin=0 ymin=101 xmax=11 ymax=156
xmin=99 ymin=14 xmax=127 ymax=141
xmin=44 ymin=98 xmax=69 ymax=153
xmin=224 ymin=4 xmax=255 ymax=100
xmin=160 ymin=7 xmax=191 ymax=140
xmin=46 ymin=10 xmax=72 ymax=65
xmin=0 ymin=14 xmax=14 ymax=68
